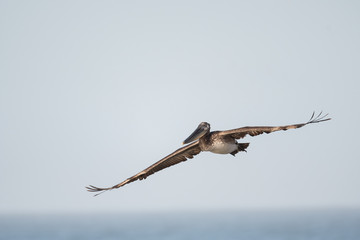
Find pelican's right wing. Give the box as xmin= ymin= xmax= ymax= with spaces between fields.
xmin=86 ymin=141 xmax=201 ymax=196
xmin=219 ymin=112 xmax=331 ymax=140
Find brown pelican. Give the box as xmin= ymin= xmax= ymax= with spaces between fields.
xmin=87 ymin=112 xmax=330 ymax=196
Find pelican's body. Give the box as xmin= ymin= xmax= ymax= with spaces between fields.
xmin=198 ymin=132 xmax=246 ymax=155
xmin=87 ymin=112 xmax=330 ymax=196
xmin=200 ymin=133 xmax=238 ymax=154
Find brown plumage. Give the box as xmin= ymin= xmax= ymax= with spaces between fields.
xmin=86 ymin=112 xmax=330 ymax=196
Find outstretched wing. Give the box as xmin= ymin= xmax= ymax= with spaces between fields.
xmin=86 ymin=141 xmax=202 ymax=196
xmin=219 ymin=112 xmax=331 ymax=139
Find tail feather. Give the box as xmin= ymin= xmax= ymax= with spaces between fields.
xmin=230 ymin=142 xmax=250 ymax=156
xmin=238 ymin=143 xmax=250 ymax=152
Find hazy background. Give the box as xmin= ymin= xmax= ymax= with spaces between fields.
xmin=1 ymin=0 xmax=359 ymax=214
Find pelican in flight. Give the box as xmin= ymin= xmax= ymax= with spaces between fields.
xmin=87 ymin=112 xmax=330 ymax=196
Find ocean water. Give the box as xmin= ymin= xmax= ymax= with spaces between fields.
xmin=1 ymin=209 xmax=359 ymax=240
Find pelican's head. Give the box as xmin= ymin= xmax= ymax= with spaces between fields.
xmin=182 ymin=122 xmax=210 ymax=145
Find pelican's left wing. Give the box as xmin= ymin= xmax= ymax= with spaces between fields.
xmin=218 ymin=112 xmax=330 ymax=140
xmin=86 ymin=141 xmax=201 ymax=196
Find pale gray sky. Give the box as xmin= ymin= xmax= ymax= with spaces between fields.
xmin=1 ymin=0 xmax=359 ymax=214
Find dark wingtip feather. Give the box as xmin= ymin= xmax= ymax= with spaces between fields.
xmin=86 ymin=185 xmax=111 ymax=196
xmin=307 ymin=111 xmax=331 ymax=124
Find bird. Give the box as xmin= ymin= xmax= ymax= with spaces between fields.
xmin=86 ymin=112 xmax=330 ymax=196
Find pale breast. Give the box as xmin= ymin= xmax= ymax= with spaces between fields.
xmin=200 ymin=134 xmax=238 ymax=154
xmin=207 ymin=140 xmax=238 ymax=154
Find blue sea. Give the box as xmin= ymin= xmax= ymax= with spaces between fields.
xmin=1 ymin=209 xmax=359 ymax=240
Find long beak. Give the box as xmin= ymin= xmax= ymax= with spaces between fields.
xmin=182 ymin=125 xmax=208 ymax=145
